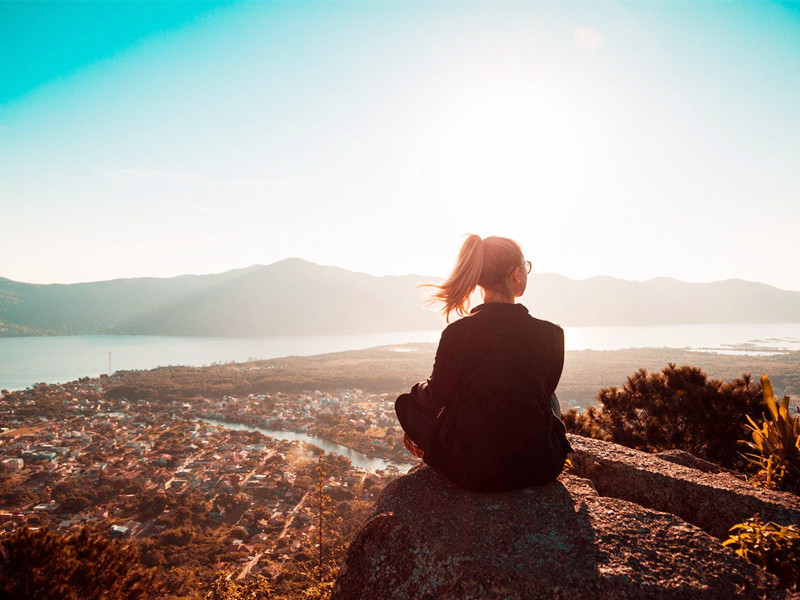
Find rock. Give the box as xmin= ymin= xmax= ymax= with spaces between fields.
xmin=332 ymin=465 xmax=794 ymax=600
xmin=333 ymin=436 xmax=800 ymax=600
xmin=568 ymin=435 xmax=800 ymax=539
xmin=655 ymin=449 xmax=728 ymax=474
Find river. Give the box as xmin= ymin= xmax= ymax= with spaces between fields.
xmin=202 ymin=418 xmax=414 ymax=472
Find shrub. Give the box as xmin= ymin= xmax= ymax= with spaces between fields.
xmin=740 ymin=375 xmax=800 ymax=494
xmin=205 ymin=570 xmax=271 ymax=599
xmin=723 ymin=515 xmax=800 ymax=590
xmin=0 ymin=526 xmax=162 ymax=600
xmin=563 ymin=364 xmax=764 ymax=468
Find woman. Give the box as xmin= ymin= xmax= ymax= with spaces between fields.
xmin=395 ymin=235 xmax=572 ymax=492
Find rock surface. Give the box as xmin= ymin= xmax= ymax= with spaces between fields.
xmin=333 ymin=435 xmax=800 ymax=600
xmin=568 ymin=435 xmax=800 ymax=539
xmin=655 ymin=449 xmax=728 ymax=474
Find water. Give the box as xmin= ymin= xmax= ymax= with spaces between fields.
xmin=202 ymin=419 xmax=413 ymax=472
xmin=564 ymin=322 xmax=800 ymax=354
xmin=0 ymin=330 xmax=440 ymax=391
xmin=2 ymin=323 xmax=800 ymax=391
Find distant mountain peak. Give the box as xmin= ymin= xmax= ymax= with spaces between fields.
xmin=269 ymin=257 xmax=317 ymax=267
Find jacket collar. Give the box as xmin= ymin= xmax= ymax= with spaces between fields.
xmin=470 ymin=302 xmax=529 ymax=315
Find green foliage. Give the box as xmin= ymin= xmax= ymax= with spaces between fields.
xmin=562 ymin=363 xmax=764 ymax=468
xmin=723 ymin=515 xmax=800 ymax=590
xmin=740 ymin=375 xmax=800 ymax=493
xmin=205 ymin=571 xmax=271 ymax=600
xmin=562 ymin=405 xmax=604 ymax=439
xmin=0 ymin=526 xmax=162 ymax=600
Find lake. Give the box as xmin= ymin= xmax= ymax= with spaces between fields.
xmin=2 ymin=322 xmax=800 ymax=391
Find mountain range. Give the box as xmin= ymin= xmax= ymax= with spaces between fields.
xmin=1 ymin=258 xmax=799 ymax=337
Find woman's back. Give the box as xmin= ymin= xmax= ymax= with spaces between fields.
xmin=423 ymin=303 xmax=569 ymax=492
xmin=395 ymin=234 xmax=570 ymax=492
xmin=441 ymin=303 xmax=562 ymax=395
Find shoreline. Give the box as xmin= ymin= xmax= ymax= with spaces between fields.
xmin=3 ymin=344 xmax=799 ymax=407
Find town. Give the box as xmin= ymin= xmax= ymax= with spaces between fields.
xmin=0 ymin=373 xmax=411 ymax=598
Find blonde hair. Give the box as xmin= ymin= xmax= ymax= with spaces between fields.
xmin=423 ymin=235 xmax=524 ymax=322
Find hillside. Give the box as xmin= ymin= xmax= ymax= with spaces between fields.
xmin=0 ymin=259 xmax=441 ymax=336
xmin=3 ymin=259 xmax=800 ymax=336
xmin=526 ymin=275 xmax=800 ymax=326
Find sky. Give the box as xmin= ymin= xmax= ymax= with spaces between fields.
xmin=1 ymin=1 xmax=799 ymax=290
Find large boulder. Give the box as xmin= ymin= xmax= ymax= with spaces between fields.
xmin=332 ymin=436 xmax=800 ymax=600
xmin=568 ymin=434 xmax=800 ymax=539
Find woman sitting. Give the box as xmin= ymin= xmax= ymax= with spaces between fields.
xmin=395 ymin=235 xmax=572 ymax=492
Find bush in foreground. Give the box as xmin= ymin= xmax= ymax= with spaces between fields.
xmin=0 ymin=526 xmax=162 ymax=600
xmin=741 ymin=375 xmax=800 ymax=494
xmin=723 ymin=515 xmax=800 ymax=590
xmin=563 ymin=363 xmax=764 ymax=469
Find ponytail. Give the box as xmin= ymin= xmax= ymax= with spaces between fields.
xmin=423 ymin=235 xmax=484 ymax=322
xmin=421 ymin=235 xmax=524 ymax=322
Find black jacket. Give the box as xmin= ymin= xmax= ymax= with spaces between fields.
xmin=418 ymin=302 xmax=570 ymax=492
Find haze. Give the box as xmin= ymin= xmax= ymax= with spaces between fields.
xmin=1 ymin=1 xmax=799 ymax=290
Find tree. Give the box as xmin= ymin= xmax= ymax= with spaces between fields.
xmin=205 ymin=571 xmax=271 ymax=600
xmin=0 ymin=526 xmax=162 ymax=600
xmin=563 ymin=364 xmax=764 ymax=468
xmin=0 ymin=466 xmax=35 ymax=507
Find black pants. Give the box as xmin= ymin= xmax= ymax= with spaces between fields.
xmin=395 ymin=393 xmax=438 ymax=451
xmin=395 ymin=393 xmax=564 ymax=453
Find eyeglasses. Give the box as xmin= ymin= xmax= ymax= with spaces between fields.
xmin=510 ymin=261 xmax=532 ymax=277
